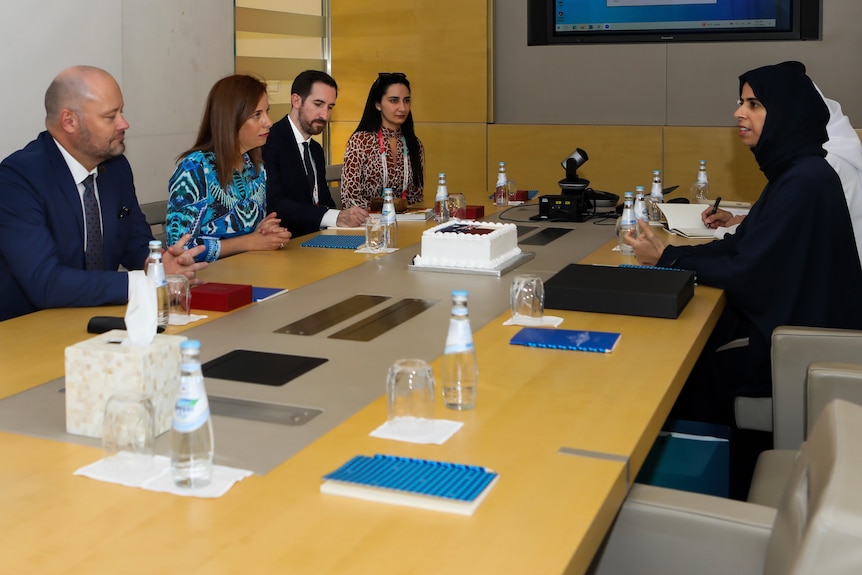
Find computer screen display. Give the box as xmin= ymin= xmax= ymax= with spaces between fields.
xmin=529 ymin=0 xmax=819 ymax=44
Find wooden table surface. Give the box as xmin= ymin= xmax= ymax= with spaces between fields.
xmin=0 ymin=220 xmax=724 ymax=574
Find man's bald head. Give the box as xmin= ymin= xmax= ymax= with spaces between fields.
xmin=45 ymin=66 xmax=116 ymax=124
xmin=44 ymin=66 xmax=129 ymax=171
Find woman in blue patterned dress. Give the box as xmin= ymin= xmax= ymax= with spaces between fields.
xmin=167 ymin=74 xmax=292 ymax=262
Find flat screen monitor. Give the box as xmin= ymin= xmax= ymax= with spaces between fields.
xmin=528 ymin=0 xmax=821 ymax=45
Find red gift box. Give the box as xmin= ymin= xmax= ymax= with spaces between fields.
xmin=465 ymin=205 xmax=485 ymax=219
xmin=190 ymin=282 xmax=253 ymax=312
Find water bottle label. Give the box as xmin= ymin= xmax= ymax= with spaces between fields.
xmin=147 ymin=263 xmax=167 ymax=287
xmin=445 ymin=341 xmax=474 ymax=354
xmin=173 ymin=376 xmax=211 ymax=432
xmin=445 ymin=321 xmax=474 ymax=354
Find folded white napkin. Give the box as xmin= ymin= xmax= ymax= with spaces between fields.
xmin=370 ymin=418 xmax=463 ymax=445
xmin=168 ymin=313 xmax=208 ymax=326
xmin=503 ymin=314 xmax=564 ymax=328
xmin=355 ymin=245 xmax=398 ymax=254
xmin=74 ymin=455 xmax=253 ymax=498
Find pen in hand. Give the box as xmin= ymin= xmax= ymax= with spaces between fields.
xmin=705 ymin=196 xmax=722 ymax=227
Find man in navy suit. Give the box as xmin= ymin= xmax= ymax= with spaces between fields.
xmin=263 ymin=70 xmax=367 ymax=237
xmin=0 ymin=66 xmax=206 ymax=322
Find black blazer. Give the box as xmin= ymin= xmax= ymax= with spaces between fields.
xmin=0 ymin=131 xmax=152 ymax=321
xmin=262 ymin=116 xmax=335 ymax=237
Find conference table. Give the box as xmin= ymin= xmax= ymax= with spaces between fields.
xmin=0 ymin=210 xmax=724 ymax=574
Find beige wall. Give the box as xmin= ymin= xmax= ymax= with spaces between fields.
xmin=0 ymin=0 xmax=235 ymax=205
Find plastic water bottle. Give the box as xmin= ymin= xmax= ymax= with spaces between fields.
xmin=633 ymin=186 xmax=649 ymax=223
xmin=442 ymin=290 xmax=478 ymax=410
xmin=146 ymin=240 xmax=169 ymax=330
xmin=171 ymin=339 xmax=214 ymax=488
xmin=381 ymin=188 xmax=398 ymax=248
xmin=433 ymin=172 xmax=450 ymax=223
xmin=494 ymin=161 xmax=509 ymax=207
xmin=617 ymin=191 xmax=636 ymax=256
xmin=690 ymin=159 xmax=710 ymax=202
xmin=648 ymin=169 xmax=664 ymax=224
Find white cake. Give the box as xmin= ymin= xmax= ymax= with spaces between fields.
xmin=413 ymin=221 xmax=521 ymax=269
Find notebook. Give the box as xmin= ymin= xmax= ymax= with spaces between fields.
xmin=396 ymin=208 xmax=434 ymax=221
xmin=657 ymin=203 xmax=715 ymax=238
xmin=252 ymin=286 xmax=288 ymax=302
xmin=300 ymin=235 xmax=366 ymax=249
xmin=509 ymin=327 xmax=621 ymax=353
xmin=321 ymin=454 xmax=499 ymax=515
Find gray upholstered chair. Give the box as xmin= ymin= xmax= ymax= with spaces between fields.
xmin=589 ymin=399 xmax=862 ymax=575
xmin=325 ymin=164 xmax=343 ymax=209
xmin=734 ymin=326 xmax=862 ymax=449
xmin=140 ymin=199 xmax=168 ymax=245
xmin=747 ymin=360 xmax=862 ymax=508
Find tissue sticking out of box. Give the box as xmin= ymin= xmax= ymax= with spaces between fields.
xmin=126 ymin=270 xmax=157 ymax=346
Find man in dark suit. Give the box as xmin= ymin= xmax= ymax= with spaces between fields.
xmin=0 ymin=65 xmax=206 ymax=322
xmin=263 ymin=70 xmax=367 ymax=237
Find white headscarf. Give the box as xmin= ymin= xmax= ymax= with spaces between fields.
xmin=820 ymin=94 xmax=862 ymax=264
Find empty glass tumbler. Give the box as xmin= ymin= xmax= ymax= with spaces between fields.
xmin=386 ymin=359 xmax=436 ymax=436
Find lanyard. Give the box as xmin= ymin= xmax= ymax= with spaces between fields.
xmin=302 ymin=140 xmax=319 ymax=205
xmin=377 ymin=129 xmax=410 ymax=199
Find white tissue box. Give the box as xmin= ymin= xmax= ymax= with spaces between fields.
xmin=64 ymin=329 xmax=187 ymax=438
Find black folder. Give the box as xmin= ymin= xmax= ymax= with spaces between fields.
xmin=544 ymin=264 xmax=695 ymax=319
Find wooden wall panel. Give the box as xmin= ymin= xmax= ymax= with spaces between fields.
xmin=664 ymin=127 xmax=767 ymax=204
xmin=331 ymin=1 xmax=488 ymax=123
xmin=488 ymin=125 xmax=663 ymax=202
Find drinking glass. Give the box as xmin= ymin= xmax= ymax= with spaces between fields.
xmin=507 ymin=181 xmax=519 ymax=203
xmin=447 ymin=193 xmax=467 ymax=219
xmin=365 ymin=214 xmax=386 ymax=251
xmin=166 ymin=274 xmax=190 ymax=324
xmin=386 ymin=359 xmax=436 ymax=436
xmin=102 ymin=390 xmax=155 ymax=480
xmin=510 ymin=274 xmax=545 ymax=325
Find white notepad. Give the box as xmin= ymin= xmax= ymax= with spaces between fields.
xmin=657 ymin=203 xmax=716 ymax=238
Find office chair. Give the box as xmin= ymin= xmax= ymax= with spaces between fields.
xmin=589 ymin=399 xmax=862 ymax=575
xmin=325 ymin=164 xmax=344 ymax=209
xmin=734 ymin=326 xmax=862 ymax=450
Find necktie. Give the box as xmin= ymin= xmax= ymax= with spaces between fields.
xmin=303 ymin=142 xmax=317 ymax=204
xmin=82 ymin=174 xmax=104 ymax=271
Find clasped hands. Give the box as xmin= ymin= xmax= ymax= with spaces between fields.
xmin=256 ymin=212 xmax=292 ymax=250
xmin=162 ymin=234 xmax=208 ymax=285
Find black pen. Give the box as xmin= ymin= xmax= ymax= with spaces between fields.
xmin=705 ymin=196 xmax=722 ymax=228
xmin=710 ymin=196 xmax=722 ymax=216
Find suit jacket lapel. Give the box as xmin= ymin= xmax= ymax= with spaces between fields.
xmin=44 ymin=135 xmax=87 ymax=258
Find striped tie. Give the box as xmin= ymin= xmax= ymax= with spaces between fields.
xmin=82 ymin=174 xmax=104 ymax=270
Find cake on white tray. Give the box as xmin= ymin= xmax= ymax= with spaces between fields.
xmin=412 ymin=220 xmax=521 ymax=269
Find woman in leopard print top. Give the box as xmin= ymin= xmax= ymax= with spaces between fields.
xmin=341 ymin=73 xmax=425 ymax=209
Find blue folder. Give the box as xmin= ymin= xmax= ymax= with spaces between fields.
xmin=509 ymin=327 xmax=621 ymax=353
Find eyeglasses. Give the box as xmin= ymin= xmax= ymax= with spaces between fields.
xmin=378 ymin=72 xmax=407 ymax=79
